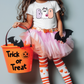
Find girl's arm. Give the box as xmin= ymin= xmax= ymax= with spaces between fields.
xmin=56 ymin=11 xmax=64 ymax=38
xmin=19 ymin=14 xmax=33 ymax=29
xmin=13 ymin=14 xmax=33 ymax=29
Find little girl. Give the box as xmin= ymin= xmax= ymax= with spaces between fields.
xmin=13 ymin=0 xmax=74 ymax=84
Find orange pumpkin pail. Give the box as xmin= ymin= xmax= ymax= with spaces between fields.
xmin=1 ymin=25 xmax=34 ymax=73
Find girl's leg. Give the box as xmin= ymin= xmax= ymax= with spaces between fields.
xmin=53 ymin=58 xmax=72 ymax=84
xmin=38 ymin=55 xmax=50 ymax=84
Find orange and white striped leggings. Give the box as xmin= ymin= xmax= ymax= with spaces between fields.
xmin=39 ymin=55 xmax=72 ymax=84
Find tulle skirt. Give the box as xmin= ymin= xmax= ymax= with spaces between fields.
xmin=20 ymin=27 xmax=74 ymax=60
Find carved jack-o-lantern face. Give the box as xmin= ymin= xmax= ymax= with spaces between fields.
xmin=23 ymin=51 xmax=29 ymax=58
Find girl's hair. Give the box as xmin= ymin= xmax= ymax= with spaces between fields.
xmin=17 ymin=0 xmax=65 ymax=22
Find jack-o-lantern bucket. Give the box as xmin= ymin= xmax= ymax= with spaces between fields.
xmin=1 ymin=25 xmax=34 ymax=73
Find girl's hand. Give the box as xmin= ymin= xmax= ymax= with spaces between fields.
xmin=59 ymin=31 xmax=64 ymax=44
xmin=12 ymin=22 xmax=22 ymax=28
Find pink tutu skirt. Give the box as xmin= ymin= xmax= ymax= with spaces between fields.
xmin=20 ymin=27 xmax=74 ymax=59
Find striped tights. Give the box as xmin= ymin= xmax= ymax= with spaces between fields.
xmin=38 ymin=55 xmax=72 ymax=84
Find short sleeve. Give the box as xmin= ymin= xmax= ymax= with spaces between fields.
xmin=54 ymin=1 xmax=61 ymax=13
xmin=26 ymin=4 xmax=33 ymax=15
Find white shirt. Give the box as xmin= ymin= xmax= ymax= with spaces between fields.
xmin=26 ymin=1 xmax=61 ymax=29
